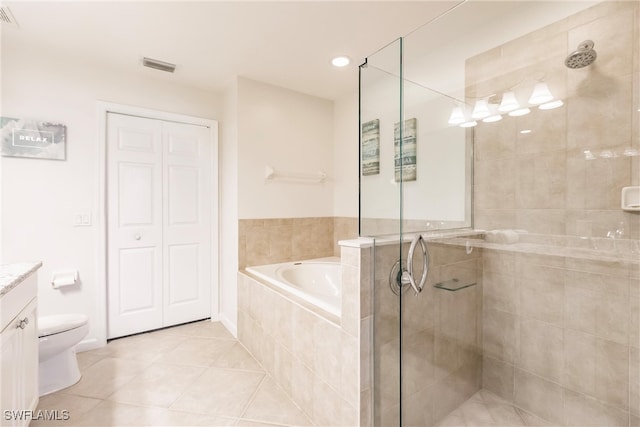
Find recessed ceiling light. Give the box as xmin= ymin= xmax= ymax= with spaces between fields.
xmin=520 ymin=129 xmax=532 ymax=134
xmin=331 ymin=56 xmax=350 ymax=67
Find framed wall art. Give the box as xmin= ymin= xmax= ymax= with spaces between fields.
xmin=394 ymin=117 xmax=417 ymax=182
xmin=1 ymin=117 xmax=67 ymax=160
xmin=361 ymin=119 xmax=380 ymax=176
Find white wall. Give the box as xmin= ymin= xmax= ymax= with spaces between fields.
xmin=219 ymin=80 xmax=239 ymax=336
xmin=1 ymin=40 xmax=222 ymax=348
xmin=216 ymin=76 xmax=338 ymax=334
xmin=237 ymin=77 xmax=334 ymax=219
xmin=333 ymin=90 xmax=359 ymax=219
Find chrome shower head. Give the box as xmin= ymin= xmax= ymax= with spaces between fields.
xmin=565 ymin=40 xmax=597 ymax=69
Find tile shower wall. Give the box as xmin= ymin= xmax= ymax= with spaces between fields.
xmin=481 ymin=250 xmax=639 ymax=426
xmin=373 ymin=239 xmax=483 ymax=426
xmin=470 ymin=1 xmax=639 ymax=239
xmin=468 ymin=2 xmax=640 ymax=426
xmin=238 ymin=217 xmax=358 ymax=268
xmin=237 ymin=243 xmax=370 ymax=426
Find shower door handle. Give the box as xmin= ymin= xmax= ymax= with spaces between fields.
xmin=404 ymin=234 xmax=429 ymax=295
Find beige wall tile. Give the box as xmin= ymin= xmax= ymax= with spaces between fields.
xmin=313 ymin=320 xmax=345 ymax=396
xmin=482 ymin=355 xmax=514 ymax=402
xmin=631 ymin=294 xmax=640 ymax=349
xmin=474 ymin=115 xmax=517 ymax=161
xmin=340 ymin=334 xmax=360 ymax=407
xmin=563 ymin=329 xmax=596 ymax=395
xmin=483 ymin=250 xmax=516 ymax=276
xmin=567 ymin=73 xmax=633 ymax=151
xmin=484 ymin=271 xmax=518 ymax=314
xmin=516 ymin=152 xmax=566 ymax=209
xmin=240 ymin=217 xmax=338 ymax=267
xmin=341 ymin=263 xmax=360 ymax=337
xmin=312 ymin=378 xmax=358 ymax=427
xmin=403 ymin=384 xmax=435 ymax=427
xmin=595 ymin=338 xmax=629 ymax=409
xmin=360 ymin=388 xmax=372 ymax=427
xmin=273 ymin=343 xmax=293 ymax=397
xmin=519 ymin=265 xmax=564 ymax=327
xmin=475 ymin=209 xmax=517 ymax=231
xmin=483 ymin=308 xmax=519 ymax=363
xmin=291 ymin=357 xmax=315 ymax=420
xmin=518 ymin=318 xmax=564 ymax=383
xmin=515 ymin=95 xmax=567 ymax=156
xmin=403 ymin=328 xmax=436 ymax=396
xmin=516 ymin=209 xmax=566 ymax=235
xmin=475 ymin=158 xmax=516 ymax=210
xmin=596 ymin=292 xmax=629 ymax=345
xmin=564 ymin=388 xmax=630 ymax=427
xmin=514 ymin=369 xmax=564 ymax=425
xmin=631 ymin=346 xmax=640 ymax=417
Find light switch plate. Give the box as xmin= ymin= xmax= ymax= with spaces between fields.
xmin=73 ymin=212 xmax=92 ymax=226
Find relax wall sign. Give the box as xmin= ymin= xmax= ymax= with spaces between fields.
xmin=1 ymin=117 xmax=66 ymax=160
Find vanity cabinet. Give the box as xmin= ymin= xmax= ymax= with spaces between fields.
xmin=0 ymin=265 xmax=40 ymax=427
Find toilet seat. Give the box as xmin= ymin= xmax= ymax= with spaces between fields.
xmin=39 ymin=314 xmax=89 ymax=337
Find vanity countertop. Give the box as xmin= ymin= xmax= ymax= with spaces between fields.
xmin=0 ymin=262 xmax=43 ymax=298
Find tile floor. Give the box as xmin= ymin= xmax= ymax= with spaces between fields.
xmin=34 ymin=320 xmax=311 ymax=427
xmin=435 ymin=389 xmax=554 ymax=427
xmin=35 ymin=320 xmax=552 ymax=427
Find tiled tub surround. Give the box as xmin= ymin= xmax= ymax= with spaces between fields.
xmin=237 ymin=243 xmax=370 ymax=426
xmin=238 ymin=217 xmax=358 ymax=268
xmin=372 ymin=235 xmax=484 ymax=427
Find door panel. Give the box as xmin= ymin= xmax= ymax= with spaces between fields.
xmin=107 ymin=114 xmax=163 ymax=338
xmin=168 ymin=166 xmax=199 ymax=225
xmin=167 ymin=243 xmax=200 ymax=304
xmin=118 ymin=247 xmax=158 ymax=313
xmin=118 ymin=163 xmax=156 ymax=226
xmin=162 ymin=121 xmax=211 ymax=326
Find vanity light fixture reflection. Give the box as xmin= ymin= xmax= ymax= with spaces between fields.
xmin=498 ymin=91 xmax=520 ymax=112
xmin=539 ymin=99 xmax=564 ymax=110
xmin=471 ymin=100 xmax=491 ymax=119
xmin=508 ymin=107 xmax=531 ymax=117
xmin=448 ymin=107 xmax=466 ymax=125
xmin=528 ymin=82 xmax=554 ymax=105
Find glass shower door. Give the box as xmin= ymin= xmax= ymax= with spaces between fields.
xmin=359 ymin=37 xmax=405 ymax=426
xmin=363 ymin=2 xmax=640 ymax=427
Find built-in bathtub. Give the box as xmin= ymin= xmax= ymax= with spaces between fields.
xmin=238 ymin=253 xmax=361 ymax=426
xmin=245 ymin=256 xmax=341 ymax=317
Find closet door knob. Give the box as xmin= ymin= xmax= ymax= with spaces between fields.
xmin=134 ymin=234 xmax=141 ymax=240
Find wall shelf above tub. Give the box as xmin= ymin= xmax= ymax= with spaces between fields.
xmin=622 ymin=186 xmax=640 ymax=212
xmin=265 ymin=165 xmax=327 ymax=183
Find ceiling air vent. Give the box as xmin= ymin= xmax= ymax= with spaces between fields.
xmin=142 ymin=57 xmax=176 ymax=73
xmin=0 ymin=5 xmax=18 ymax=28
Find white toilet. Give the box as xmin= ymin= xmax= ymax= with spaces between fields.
xmin=38 ymin=314 xmax=89 ymax=396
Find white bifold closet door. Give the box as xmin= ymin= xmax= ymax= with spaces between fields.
xmin=107 ymin=113 xmax=211 ymax=339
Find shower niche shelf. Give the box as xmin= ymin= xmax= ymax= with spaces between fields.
xmin=434 ymin=279 xmax=477 ymax=292
xmin=621 ymin=186 xmax=640 ymax=212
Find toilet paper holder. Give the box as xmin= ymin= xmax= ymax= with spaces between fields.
xmin=51 ymin=270 xmax=79 ymax=289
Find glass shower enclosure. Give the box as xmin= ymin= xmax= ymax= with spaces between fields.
xmin=360 ymin=1 xmax=640 ymax=426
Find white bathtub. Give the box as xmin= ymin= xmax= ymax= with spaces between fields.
xmin=245 ymin=257 xmax=341 ymax=317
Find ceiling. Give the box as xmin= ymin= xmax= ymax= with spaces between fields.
xmin=2 ymin=1 xmax=461 ymax=100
